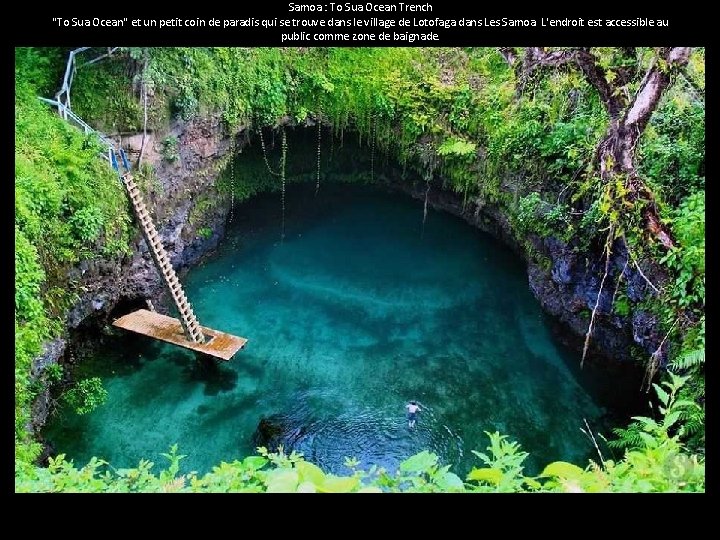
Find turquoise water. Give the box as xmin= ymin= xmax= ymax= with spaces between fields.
xmin=45 ymin=184 xmax=633 ymax=477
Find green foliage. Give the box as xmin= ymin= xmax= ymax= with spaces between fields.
xmin=660 ymin=192 xmax=704 ymax=314
xmin=15 ymin=50 xmax=132 ymax=456
xmin=16 ymin=376 xmax=703 ymax=492
xmin=69 ymin=206 xmax=104 ymax=242
xmin=671 ymin=348 xmax=704 ymax=371
xmin=161 ymin=135 xmax=179 ymax=162
xmin=70 ymin=53 xmax=143 ymax=132
xmin=197 ymin=227 xmax=213 ymax=240
xmin=639 ymin=96 xmax=704 ymax=205
xmin=611 ymin=372 xmax=701 ymax=449
xmin=15 ymin=48 xmax=67 ymax=97
xmin=63 ymin=377 xmax=108 ymax=415
xmin=516 ymin=191 xmax=570 ymax=238
xmin=467 ymin=432 xmax=538 ymax=492
xmin=44 ymin=363 xmax=64 ymax=384
xmin=14 ymin=46 xmax=705 ymax=493
xmin=15 ymin=227 xmax=46 ymax=324
xmin=613 ymin=293 xmax=631 ymax=317
xmin=437 ymin=136 xmax=476 ymax=158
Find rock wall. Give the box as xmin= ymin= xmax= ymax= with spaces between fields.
xmin=386 ymin=176 xmax=667 ymax=366
xmin=31 ymin=122 xmax=666 ymax=437
xmin=30 ymin=115 xmax=241 ymax=434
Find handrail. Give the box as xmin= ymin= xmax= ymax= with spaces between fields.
xmin=40 ymin=47 xmax=121 ymax=166
xmin=38 ymin=97 xmax=115 ymax=163
xmin=55 ymin=47 xmax=90 ymax=111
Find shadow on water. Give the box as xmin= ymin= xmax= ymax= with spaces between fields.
xmin=186 ymin=355 xmax=239 ymax=397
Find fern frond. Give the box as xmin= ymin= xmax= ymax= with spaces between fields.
xmin=671 ymin=349 xmax=705 ymax=371
xmin=609 ymin=425 xmax=644 ymax=450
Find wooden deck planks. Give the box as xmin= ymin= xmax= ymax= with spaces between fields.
xmin=112 ymin=309 xmax=247 ymax=361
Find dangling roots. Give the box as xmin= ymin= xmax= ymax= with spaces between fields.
xmin=421 ymin=170 xmax=431 ymax=239
xmin=280 ymin=127 xmax=287 ymax=241
xmin=581 ymin=225 xmax=615 ymax=368
xmin=259 ymin=125 xmax=280 ymax=177
xmin=642 ymin=318 xmax=678 ymax=392
xmin=370 ymin=114 xmax=376 ymax=183
xmin=316 ymin=112 xmax=321 ymax=196
xmin=229 ymin=135 xmax=235 ymax=224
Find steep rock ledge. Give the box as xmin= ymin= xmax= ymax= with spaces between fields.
xmin=385 ymin=177 xmax=667 ymax=366
xmin=30 ymin=115 xmax=240 ymax=435
xmin=31 ymin=122 xmax=665 ymax=437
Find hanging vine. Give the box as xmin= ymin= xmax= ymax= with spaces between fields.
xmin=229 ymin=134 xmax=235 ymax=224
xmin=370 ymin=113 xmax=376 ymax=183
xmin=280 ymin=126 xmax=287 ymax=241
xmin=581 ymin=224 xmax=615 ymax=367
xmin=420 ymin=143 xmax=437 ymax=239
xmin=259 ymin=125 xmax=280 ymax=177
xmin=315 ymin=112 xmax=322 ymax=196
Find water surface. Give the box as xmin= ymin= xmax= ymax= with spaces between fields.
xmin=46 ymin=184 xmax=629 ymax=477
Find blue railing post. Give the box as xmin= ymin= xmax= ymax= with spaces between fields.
xmin=119 ymin=148 xmax=130 ymax=173
xmin=110 ymin=150 xmax=119 ymax=172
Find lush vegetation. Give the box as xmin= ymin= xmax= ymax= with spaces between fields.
xmin=15 ymin=47 xmax=704 ymax=492
xmin=15 ymin=377 xmax=703 ymax=493
xmin=15 ymin=48 xmax=132 ymax=463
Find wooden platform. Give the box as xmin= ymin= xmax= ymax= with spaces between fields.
xmin=112 ymin=309 xmax=247 ymax=361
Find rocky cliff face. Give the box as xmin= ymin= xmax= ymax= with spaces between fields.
xmin=388 ymin=177 xmax=667 ymax=366
xmin=31 ymin=122 xmax=664 ymax=436
xmin=30 ymin=115 xmax=241 ymax=434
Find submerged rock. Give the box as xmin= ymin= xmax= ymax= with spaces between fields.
xmin=252 ymin=414 xmax=307 ymax=452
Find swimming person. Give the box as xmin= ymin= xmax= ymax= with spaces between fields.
xmin=406 ymin=400 xmax=421 ymax=428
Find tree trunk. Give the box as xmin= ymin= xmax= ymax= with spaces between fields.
xmin=507 ymin=47 xmax=692 ymax=249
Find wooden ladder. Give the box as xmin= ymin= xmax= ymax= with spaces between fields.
xmin=121 ymin=173 xmax=205 ymax=344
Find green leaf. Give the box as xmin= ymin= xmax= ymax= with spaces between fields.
xmin=663 ymin=411 xmax=682 ymax=430
xmin=400 ymin=451 xmax=438 ymax=474
xmin=436 ymin=471 xmax=465 ymax=491
xmin=632 ymin=416 xmax=659 ymax=430
xmin=672 ymin=400 xmax=700 ymax=410
xmin=638 ymin=432 xmax=658 ymax=449
xmin=437 ymin=137 xmax=477 ymax=157
xmin=242 ymin=456 xmax=268 ymax=470
xmin=541 ymin=461 xmax=585 ymax=479
xmin=524 ymin=477 xmax=542 ymax=490
xmin=265 ymin=469 xmax=299 ymax=493
xmin=467 ymin=467 xmax=502 ymax=485
xmin=653 ymin=383 xmax=670 ymax=406
xmin=471 ymin=450 xmax=491 ymax=464
xmin=296 ymin=461 xmax=325 ymax=486
xmin=319 ymin=475 xmax=359 ymax=493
